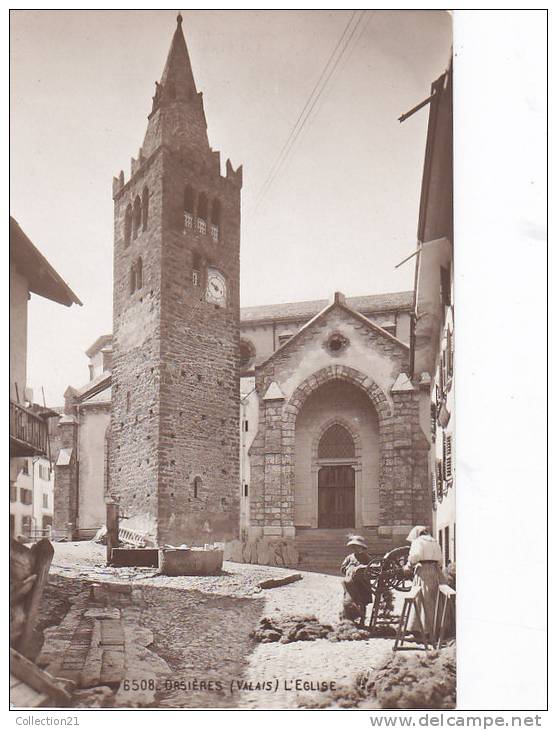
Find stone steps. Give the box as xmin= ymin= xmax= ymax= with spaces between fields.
xmin=292 ymin=528 xmax=401 ymax=574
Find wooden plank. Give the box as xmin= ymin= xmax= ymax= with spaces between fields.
xmin=99 ymin=649 xmax=125 ymax=686
xmin=258 ymin=573 xmax=303 ymax=590
xmin=17 ymin=539 xmax=54 ymax=656
xmin=10 ymin=681 xmax=48 ymax=708
xmin=10 ymin=649 xmax=74 ymax=706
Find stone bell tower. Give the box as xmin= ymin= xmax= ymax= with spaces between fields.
xmin=110 ymin=14 xmax=242 ymax=545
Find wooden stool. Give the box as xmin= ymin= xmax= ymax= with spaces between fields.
xmin=433 ymin=583 xmax=456 ymax=648
xmin=393 ymin=585 xmax=430 ymax=651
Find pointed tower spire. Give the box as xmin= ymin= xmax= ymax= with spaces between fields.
xmin=159 ymin=12 xmax=197 ymax=102
xmin=142 ymin=13 xmax=209 ymax=157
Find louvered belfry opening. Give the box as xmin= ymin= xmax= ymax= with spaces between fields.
xmin=318 ymin=424 xmax=355 ymax=460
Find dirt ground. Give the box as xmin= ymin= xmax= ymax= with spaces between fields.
xmin=41 ymin=541 xmax=400 ymax=709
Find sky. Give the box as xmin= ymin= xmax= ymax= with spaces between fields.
xmin=10 ymin=9 xmax=452 ymax=405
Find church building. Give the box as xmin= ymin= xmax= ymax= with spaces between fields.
xmin=54 ymin=17 xmax=435 ymax=570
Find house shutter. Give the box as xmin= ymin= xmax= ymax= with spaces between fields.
xmin=436 ymin=460 xmax=444 ymax=502
xmin=430 ymin=402 xmax=437 ymax=438
xmin=447 ymin=328 xmax=454 ymax=377
xmin=443 ymin=433 xmax=453 ymax=482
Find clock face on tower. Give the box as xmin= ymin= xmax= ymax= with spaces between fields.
xmin=205 ymin=268 xmax=227 ymax=307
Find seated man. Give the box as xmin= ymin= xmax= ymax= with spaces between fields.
xmin=340 ymin=536 xmax=374 ymax=625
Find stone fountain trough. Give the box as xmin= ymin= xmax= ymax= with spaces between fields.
xmin=158 ymin=547 xmax=223 ymax=576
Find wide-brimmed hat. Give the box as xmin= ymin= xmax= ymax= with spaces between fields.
xmin=406 ymin=525 xmax=428 ymax=542
xmin=346 ymin=535 xmax=368 ymax=550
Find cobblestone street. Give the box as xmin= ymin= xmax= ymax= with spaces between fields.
xmin=38 ymin=542 xmax=398 ymax=708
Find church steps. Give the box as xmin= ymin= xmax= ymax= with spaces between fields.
xmin=291 ymin=527 xmax=404 ymax=574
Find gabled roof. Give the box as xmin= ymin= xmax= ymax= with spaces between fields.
xmin=240 ymin=291 xmax=413 ymax=325
xmin=258 ymin=292 xmax=409 ymax=370
xmin=66 ymin=370 xmax=111 ymax=404
xmin=10 ymin=217 xmax=82 ymax=307
xmin=85 ymin=335 xmax=113 ymax=358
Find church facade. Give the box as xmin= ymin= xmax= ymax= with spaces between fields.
xmin=239 ymin=292 xmax=431 ymax=549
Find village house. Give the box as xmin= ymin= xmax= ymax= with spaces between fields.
xmin=9 ymin=216 xmax=81 ymax=537
xmin=407 ymin=59 xmax=454 ymax=566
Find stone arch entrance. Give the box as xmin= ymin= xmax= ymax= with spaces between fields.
xmin=292 ymin=370 xmax=385 ymax=529
xmin=248 ymin=363 xmax=430 ymax=541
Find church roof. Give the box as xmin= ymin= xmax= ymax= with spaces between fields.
xmin=257 ymin=292 xmax=409 ymax=371
xmin=240 ymin=291 xmax=413 ymax=325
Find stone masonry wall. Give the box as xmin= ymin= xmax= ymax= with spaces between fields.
xmin=156 ymin=148 xmax=241 ymax=545
xmin=53 ymin=419 xmax=78 ymax=538
xmin=110 ymin=152 xmax=164 ymax=540
xmin=248 ymin=305 xmax=431 ymax=537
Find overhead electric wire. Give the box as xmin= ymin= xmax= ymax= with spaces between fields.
xmin=250 ymin=10 xmax=367 ymax=217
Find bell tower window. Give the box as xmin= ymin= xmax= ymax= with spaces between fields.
xmin=210 ymin=199 xmax=221 ymax=241
xmin=142 ymin=187 xmax=149 ymax=230
xmin=132 ymin=195 xmax=142 ymax=239
xmin=184 ymin=185 xmax=194 ymax=229
xmin=197 ymin=193 xmax=208 ymax=235
xmin=124 ymin=204 xmax=132 ymax=247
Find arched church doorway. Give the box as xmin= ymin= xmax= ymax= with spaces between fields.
xmin=317 ymin=424 xmax=355 ymax=528
xmin=294 ymin=378 xmax=380 ymax=529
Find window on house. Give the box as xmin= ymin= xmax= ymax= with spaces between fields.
xmin=10 ymin=514 xmax=15 ymax=534
xmin=443 ymin=433 xmax=453 ymax=482
xmin=132 ymin=195 xmax=142 ymax=239
xmin=21 ymin=460 xmax=29 ymax=475
xmin=124 ymin=204 xmax=133 ymax=246
xmin=440 ymin=264 xmax=451 ymax=306
xmin=430 ymin=402 xmax=437 ymax=438
xmin=447 ymin=328 xmax=454 ymax=377
xmin=278 ymin=332 xmax=293 ymax=346
xmin=438 ymin=529 xmax=443 ymax=557
xmin=242 ymin=419 xmax=249 ymax=432
xmin=436 ymin=460 xmax=444 ymax=502
xmin=444 ymin=525 xmax=450 ymax=567
xmin=192 ymin=270 xmax=199 ymax=286
xmin=243 ymin=483 xmax=249 ymax=497
xmin=20 ymin=488 xmax=32 ymax=505
xmin=142 ymin=187 xmax=149 ymax=230
xmin=22 ymin=516 xmax=32 ymax=536
xmin=10 ymin=484 xmax=17 ymax=502
xmin=42 ymin=493 xmax=49 ymax=509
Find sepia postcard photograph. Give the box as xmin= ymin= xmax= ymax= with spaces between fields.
xmin=8 ymin=8 xmax=547 ymax=716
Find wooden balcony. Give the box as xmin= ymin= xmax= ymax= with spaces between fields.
xmin=9 ymin=400 xmax=48 ymax=457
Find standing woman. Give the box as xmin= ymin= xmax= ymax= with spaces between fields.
xmin=405 ymin=525 xmax=445 ymax=643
